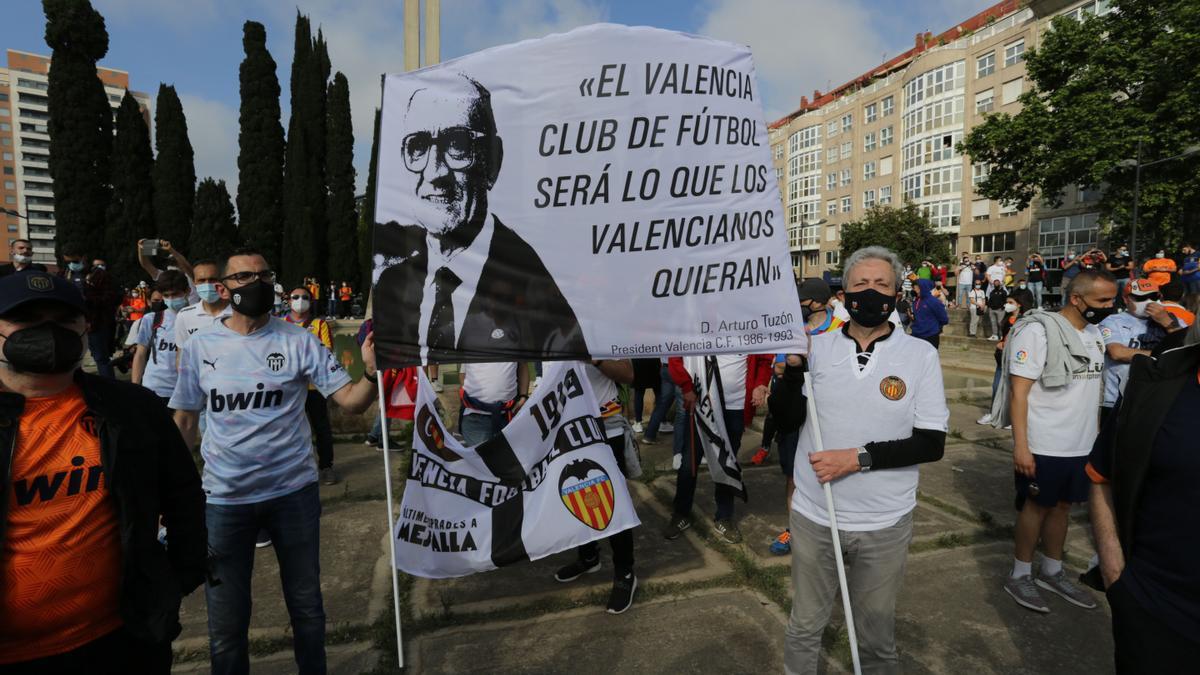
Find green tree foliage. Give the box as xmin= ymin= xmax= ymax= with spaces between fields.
xmin=236 ymin=20 xmax=285 ymax=269
xmin=281 ymin=13 xmax=331 ymax=285
xmin=104 ymin=92 xmax=154 ymax=286
xmin=43 ymin=0 xmax=112 ymax=258
xmin=358 ymin=108 xmax=381 ymax=293
xmin=188 ymin=178 xmax=239 ymax=261
xmin=838 ymin=204 xmax=954 ymax=274
xmin=325 ymin=72 xmax=358 ymax=285
xmin=960 ymin=1 xmax=1200 ymax=251
xmin=152 ymin=84 xmax=196 ymax=248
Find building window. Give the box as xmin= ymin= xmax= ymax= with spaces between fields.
xmin=826 ymin=250 xmax=840 ymax=265
xmin=882 ymin=96 xmax=894 ymax=117
xmin=864 ymin=132 xmax=876 ymax=152
xmin=2 ymin=167 xmax=12 ymax=175
xmin=905 ymin=61 xmax=966 ymax=108
xmin=3 ymin=181 xmax=12 ymax=190
xmin=827 ymin=120 xmax=839 ymax=137
xmin=827 ymin=200 xmax=837 ymax=216
xmin=863 ymin=161 xmax=876 ymax=180
xmin=826 ymin=173 xmax=837 ymax=191
xmin=999 ymin=199 xmax=1019 ymax=215
xmin=1 ymin=153 xmax=11 ymax=161
xmin=840 ymin=169 xmax=851 ymax=187
xmin=972 ymin=163 xmax=991 ymax=187
xmin=880 ymin=156 xmax=893 ymax=176
xmin=1078 ymin=184 xmax=1103 ymax=203
xmin=795 ymin=150 xmax=821 ymax=174
xmin=1002 ymin=77 xmax=1023 ymax=105
xmin=865 ymin=103 xmax=878 ymax=123
xmin=923 ymin=199 xmax=961 ymax=229
xmin=1004 ymin=39 xmax=1025 ymax=67
xmin=0 ymin=93 xmax=7 ymax=102
xmin=863 ymin=189 xmax=876 ymax=209
xmin=880 ymin=185 xmax=893 ymax=205
xmin=973 ymin=231 xmax=1018 ymax=254
xmin=774 ymin=143 xmax=784 ymax=160
xmin=841 ymin=196 xmax=852 ymax=213
xmin=789 ymin=179 xmax=800 ymax=201
xmin=976 ymin=52 xmax=995 ymax=78
xmin=975 ymin=89 xmax=995 ymax=114
xmin=4 ymin=196 xmax=14 ymax=205
xmin=1037 ymin=213 xmax=1099 ymax=265
xmin=775 ymin=167 xmax=783 ymax=182
xmin=972 ymin=199 xmax=991 ymax=221
xmin=825 ymin=225 xmax=837 ymax=242
xmin=842 ymin=114 xmax=853 ymax=133
xmin=880 ymin=126 xmax=893 ymax=146
xmin=827 ymin=147 xmax=839 ymax=163
xmin=840 ymin=141 xmax=851 ymax=158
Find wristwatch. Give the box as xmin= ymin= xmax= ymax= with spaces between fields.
xmin=857 ymin=447 xmax=872 ymax=473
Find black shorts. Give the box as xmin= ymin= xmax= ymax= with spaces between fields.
xmin=778 ymin=430 xmax=799 ymax=479
xmin=1014 ymin=454 xmax=1089 ymax=510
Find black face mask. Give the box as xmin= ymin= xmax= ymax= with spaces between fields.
xmin=229 ymin=280 xmax=275 ymax=317
xmin=2 ymin=322 xmax=85 ymax=374
xmin=150 ymin=300 xmax=167 ymax=315
xmin=844 ymin=288 xmax=894 ymax=328
xmin=1078 ymin=301 xmax=1117 ymax=325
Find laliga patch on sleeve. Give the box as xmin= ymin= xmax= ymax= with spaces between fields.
xmin=1015 ymin=349 xmax=1029 ymax=364
xmin=1100 ymin=327 xmax=1112 ymax=339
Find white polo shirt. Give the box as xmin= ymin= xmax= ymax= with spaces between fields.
xmin=793 ymin=327 xmax=949 ymax=531
xmin=460 ymin=362 xmax=519 ymax=414
xmin=1007 ymin=321 xmax=1104 ymax=457
xmin=174 ymin=302 xmax=233 ymax=348
xmin=129 ymin=310 xmax=179 ymax=398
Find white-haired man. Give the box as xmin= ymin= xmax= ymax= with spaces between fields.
xmin=770 ymin=245 xmax=949 ymax=674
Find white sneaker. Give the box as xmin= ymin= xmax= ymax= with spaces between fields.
xmin=672 ymin=454 xmax=682 ymax=470
xmin=660 ymin=422 xmax=674 ymax=434
xmin=632 ymin=421 xmax=643 ymax=434
xmin=988 ymin=335 xmax=1000 ymax=341
xmin=977 ymin=413 xmax=993 ymax=425
xmin=432 ymin=381 xmax=444 ymax=393
xmin=1004 ymin=424 xmax=1012 ymax=430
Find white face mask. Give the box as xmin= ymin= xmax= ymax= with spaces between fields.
xmin=290 ymin=298 xmax=311 ymax=314
xmin=1130 ymin=300 xmax=1152 ymax=318
xmin=12 ymin=253 xmax=31 ymax=264
xmin=1156 ymin=251 xmax=1165 ymax=258
xmin=1004 ymin=302 xmax=1019 ymax=313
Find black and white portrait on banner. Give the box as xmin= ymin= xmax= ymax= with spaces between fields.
xmin=371 ymin=24 xmax=806 ymax=369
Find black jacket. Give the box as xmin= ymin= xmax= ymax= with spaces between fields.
xmin=0 ymin=371 xmax=207 ymax=643
xmin=373 ymin=216 xmax=587 ymax=366
xmin=1093 ymin=342 xmax=1199 ymax=559
xmin=986 ymin=286 xmax=1009 ymax=310
xmin=0 ymin=262 xmax=48 ymax=277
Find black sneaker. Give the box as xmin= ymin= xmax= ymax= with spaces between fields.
xmin=662 ymin=514 xmax=692 ymax=540
xmin=255 ymin=530 xmax=272 ymax=549
xmin=554 ymin=558 xmax=601 ymax=583
xmin=713 ymin=518 xmax=743 ymax=544
xmin=606 ymin=572 xmax=637 ymax=614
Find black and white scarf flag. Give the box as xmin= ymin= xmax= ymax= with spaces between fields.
xmin=682 ymin=355 xmax=748 ymax=501
xmin=395 ymin=362 xmax=640 ymax=578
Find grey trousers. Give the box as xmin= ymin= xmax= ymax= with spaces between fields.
xmin=988 ymin=309 xmax=1006 ymax=338
xmin=784 ymin=509 xmax=914 ymax=675
xmin=968 ymin=308 xmax=982 ymax=337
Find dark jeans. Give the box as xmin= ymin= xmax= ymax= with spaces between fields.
xmin=87 ymin=328 xmax=114 ymax=379
xmin=305 ymin=390 xmax=334 ymax=469
xmin=643 ymin=368 xmax=677 ymax=441
xmin=672 ymin=407 xmax=744 ymax=521
xmin=206 ymin=483 xmax=326 ymax=675
xmin=0 ymin=626 xmax=172 ymax=675
xmin=1108 ymin=575 xmax=1200 ymax=673
xmin=760 ymin=411 xmax=777 ymax=449
xmin=577 ymin=435 xmax=635 ymax=574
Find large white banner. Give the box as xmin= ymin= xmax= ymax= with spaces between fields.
xmin=371 ymin=23 xmax=804 ymax=368
xmin=395 ymin=362 xmax=640 ymax=578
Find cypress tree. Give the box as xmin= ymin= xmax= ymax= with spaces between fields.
xmin=43 ymin=0 xmax=112 ymax=258
xmin=358 ymin=107 xmax=381 ymax=293
xmin=152 ymin=84 xmax=196 ymax=248
xmin=104 ymin=92 xmax=154 ymax=286
xmin=281 ymin=13 xmax=331 ymax=285
xmin=325 ymin=72 xmax=357 ymax=285
xmin=236 ymin=21 xmax=285 ymax=270
xmin=188 ymin=178 xmax=239 ymax=261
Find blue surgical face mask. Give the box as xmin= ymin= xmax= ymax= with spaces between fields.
xmin=67 ymin=261 xmax=84 ymax=272
xmin=196 ymin=283 xmax=221 ymax=304
xmin=164 ymin=297 xmax=189 ymax=312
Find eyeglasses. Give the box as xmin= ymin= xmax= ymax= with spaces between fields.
xmin=402 ymin=127 xmax=488 ymax=172
xmin=290 ymin=294 xmax=311 ymax=301
xmin=222 ymin=270 xmax=276 ymax=285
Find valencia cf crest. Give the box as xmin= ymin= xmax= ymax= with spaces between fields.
xmin=266 ymin=352 xmax=285 ymax=371
xmin=879 ymin=375 xmax=907 ymax=401
xmin=559 ymin=458 xmax=615 ymax=531
xmin=79 ymin=411 xmax=99 ymax=437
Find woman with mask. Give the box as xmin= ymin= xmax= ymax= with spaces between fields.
xmin=284 ymin=286 xmax=339 ymax=486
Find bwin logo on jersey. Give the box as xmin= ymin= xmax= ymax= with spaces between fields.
xmin=267 ymin=352 xmax=285 ymax=371
xmin=209 ymin=383 xmax=284 ymax=412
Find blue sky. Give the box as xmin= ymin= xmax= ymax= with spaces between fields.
xmin=0 ymin=0 xmax=987 ymax=196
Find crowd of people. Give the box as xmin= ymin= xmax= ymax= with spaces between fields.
xmin=0 ymin=231 xmax=1196 ymax=674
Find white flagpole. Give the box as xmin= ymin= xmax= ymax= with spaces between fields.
xmin=376 ymin=375 xmax=404 ymax=669
xmin=803 ymin=375 xmax=862 ymax=675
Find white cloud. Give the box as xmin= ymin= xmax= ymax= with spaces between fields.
xmin=696 ymin=0 xmax=896 ymax=121
xmin=176 ymin=94 xmax=239 ymax=195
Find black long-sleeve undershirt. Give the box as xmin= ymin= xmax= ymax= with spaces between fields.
xmin=769 ymin=364 xmax=946 ymax=470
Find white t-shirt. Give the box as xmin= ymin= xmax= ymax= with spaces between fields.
xmin=583 ymin=362 xmax=623 ymax=438
xmin=461 ymin=362 xmax=519 ymax=415
xmin=129 ymin=310 xmax=179 ymax=398
xmin=174 ymin=302 xmax=233 ymax=348
xmin=715 ymin=354 xmax=748 ymax=410
xmin=957 ymin=264 xmax=974 ymax=285
xmin=169 ymin=317 xmax=352 ymax=504
xmin=793 ymin=328 xmax=949 ymax=531
xmin=1007 ymin=322 xmax=1104 ymax=457
xmin=1099 ymin=312 xmax=1148 ymax=407
xmin=987 ymin=263 xmax=1007 ymax=284
xmin=968 ymin=288 xmax=987 ymax=308
xmin=125 ymin=317 xmax=143 ymax=347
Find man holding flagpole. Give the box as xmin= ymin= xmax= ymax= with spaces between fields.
xmin=770 ymin=245 xmax=948 ymax=674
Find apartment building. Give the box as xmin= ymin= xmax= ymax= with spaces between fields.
xmin=770 ymin=0 xmax=1115 ymax=290
xmin=0 ymin=49 xmax=151 ymax=266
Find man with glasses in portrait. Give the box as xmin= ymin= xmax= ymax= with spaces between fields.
xmin=373 ymin=73 xmax=586 ymax=365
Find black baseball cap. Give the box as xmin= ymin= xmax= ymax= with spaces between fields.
xmin=0 ymin=271 xmax=85 ymax=316
xmin=797 ymin=278 xmax=833 ymax=303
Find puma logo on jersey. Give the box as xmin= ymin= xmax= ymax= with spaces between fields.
xmin=203 ymin=358 xmax=218 ymax=370
xmin=13 ymin=455 xmax=106 ymax=506
xmin=209 ymin=383 xmax=284 ymax=412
